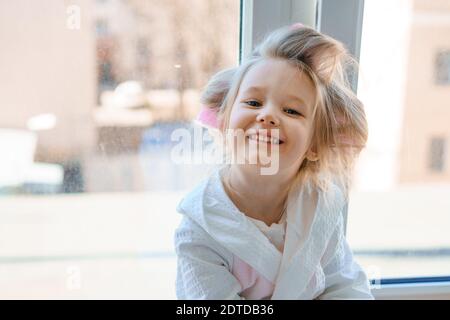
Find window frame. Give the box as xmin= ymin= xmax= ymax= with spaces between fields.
xmin=241 ymin=0 xmax=450 ymax=299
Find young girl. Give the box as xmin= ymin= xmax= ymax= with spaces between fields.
xmin=174 ymin=25 xmax=373 ymax=300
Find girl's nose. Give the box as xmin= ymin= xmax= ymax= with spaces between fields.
xmin=256 ymin=110 xmax=280 ymax=127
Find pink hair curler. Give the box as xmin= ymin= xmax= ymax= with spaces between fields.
xmin=196 ymin=105 xmax=219 ymax=128
xmin=290 ymin=22 xmax=304 ymax=30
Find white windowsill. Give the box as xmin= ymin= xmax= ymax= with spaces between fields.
xmin=372 ymin=281 xmax=450 ymax=300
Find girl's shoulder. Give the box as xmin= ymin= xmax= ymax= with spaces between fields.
xmin=293 ymin=177 xmax=347 ymax=213
xmin=174 ymin=215 xmax=234 ymax=268
xmin=178 ymin=167 xmax=222 ymax=199
xmin=174 ymin=214 xmax=208 ymax=241
xmin=313 ymin=178 xmax=347 ymax=213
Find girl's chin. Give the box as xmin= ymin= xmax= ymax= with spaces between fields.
xmin=241 ymin=150 xmax=281 ymax=167
xmin=227 ymin=139 xmax=286 ymax=167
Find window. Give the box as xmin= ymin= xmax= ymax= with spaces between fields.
xmin=436 ymin=50 xmax=450 ymax=85
xmin=346 ymin=0 xmax=450 ymax=282
xmin=265 ymin=0 xmax=450 ymax=298
xmin=0 ymin=0 xmax=239 ymax=299
xmin=95 ymin=19 xmax=109 ymax=37
xmin=429 ymin=137 xmax=446 ymax=172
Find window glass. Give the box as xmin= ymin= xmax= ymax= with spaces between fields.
xmin=348 ymin=0 xmax=450 ymax=281
xmin=0 ymin=0 xmax=239 ymax=299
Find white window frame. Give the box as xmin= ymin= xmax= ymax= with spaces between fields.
xmin=241 ymin=0 xmax=450 ymax=300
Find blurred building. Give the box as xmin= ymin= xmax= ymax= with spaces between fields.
xmin=0 ymin=0 xmax=239 ymax=193
xmin=0 ymin=0 xmax=97 ymax=164
xmin=355 ymin=0 xmax=450 ymax=191
xmin=398 ymin=0 xmax=450 ymax=183
xmin=0 ymin=0 xmax=97 ymax=192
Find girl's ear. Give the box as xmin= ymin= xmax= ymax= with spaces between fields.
xmin=306 ymin=143 xmax=319 ymax=161
xmin=305 ymin=138 xmax=319 ymax=161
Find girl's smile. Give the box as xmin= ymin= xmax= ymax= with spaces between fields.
xmin=246 ymin=129 xmax=285 ymax=145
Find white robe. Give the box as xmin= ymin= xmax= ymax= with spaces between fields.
xmin=174 ymin=168 xmax=374 ymax=300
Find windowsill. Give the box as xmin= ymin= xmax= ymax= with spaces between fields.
xmin=371 ymin=281 xmax=450 ymax=300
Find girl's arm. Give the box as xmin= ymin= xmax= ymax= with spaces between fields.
xmin=316 ymin=216 xmax=374 ymax=300
xmin=174 ymin=217 xmax=244 ymax=300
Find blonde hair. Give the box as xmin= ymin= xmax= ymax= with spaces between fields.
xmin=200 ymin=67 xmax=237 ymax=112
xmin=202 ymin=25 xmax=368 ymax=199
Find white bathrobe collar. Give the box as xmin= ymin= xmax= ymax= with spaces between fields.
xmin=176 ymin=167 xmax=345 ymax=299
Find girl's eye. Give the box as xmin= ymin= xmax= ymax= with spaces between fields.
xmin=245 ymin=100 xmax=261 ymax=107
xmin=284 ymin=108 xmax=302 ymax=117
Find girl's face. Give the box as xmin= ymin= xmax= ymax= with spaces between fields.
xmin=227 ymin=58 xmax=317 ymax=175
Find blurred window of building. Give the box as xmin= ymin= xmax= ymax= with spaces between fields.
xmin=429 ymin=137 xmax=447 ymax=172
xmin=436 ymin=50 xmax=450 ymax=85
xmin=95 ymin=19 xmax=110 ymax=37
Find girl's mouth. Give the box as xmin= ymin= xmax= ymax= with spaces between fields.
xmin=247 ymin=134 xmax=284 ymax=145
